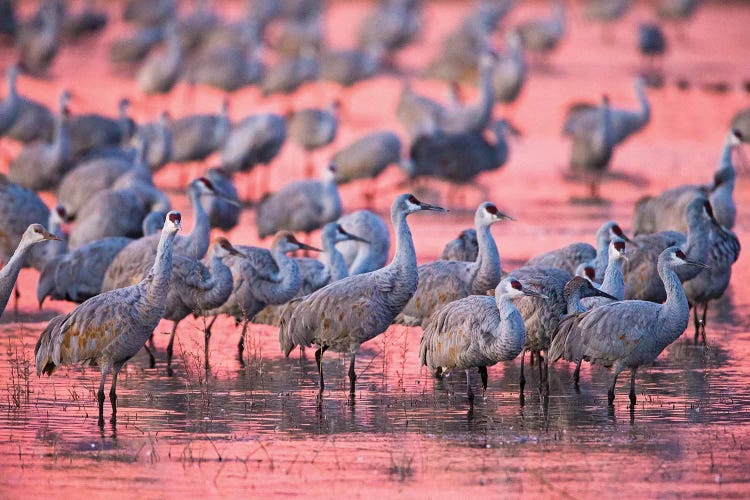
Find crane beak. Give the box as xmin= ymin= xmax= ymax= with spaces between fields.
xmin=341 ymin=228 xmax=369 ymax=244
xmin=495 ymin=211 xmax=515 ymax=221
xmin=594 ymin=289 xmax=619 ymax=301
xmin=218 ymin=195 xmax=241 ymax=207
xmin=225 ymin=244 xmax=245 ymax=257
xmin=297 ymin=242 xmax=323 ymax=252
xmin=42 ymin=231 xmax=63 ymax=241
xmin=419 ymin=202 xmax=448 ymax=213
xmin=684 ymin=258 xmax=710 ymax=270
xmin=522 ymin=288 xmax=549 ymax=299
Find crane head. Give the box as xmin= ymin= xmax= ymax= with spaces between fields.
xmin=166 ymin=211 xmax=182 ymax=232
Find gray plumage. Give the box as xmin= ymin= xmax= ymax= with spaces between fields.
xmin=568 ymin=95 xmax=614 ymax=199
xmin=261 ymin=53 xmax=318 ymax=96
xmin=37 ymin=214 xmax=164 ymax=306
xmin=396 ymin=202 xmax=511 ymax=326
xmin=419 ymin=277 xmax=534 ymax=405
xmin=220 ymin=112 xmax=286 ymax=174
xmin=278 ymin=194 xmax=446 ymax=397
xmin=396 ymin=80 xmax=442 ymax=140
xmin=336 ymin=209 xmax=390 ymax=275
xmin=657 ymin=0 xmax=701 ymax=21
xmin=163 ymin=237 xmax=242 ymax=372
xmin=550 ymin=247 xmax=704 ymax=406
xmin=123 ymin=0 xmax=176 ymax=26
xmin=5 ymin=77 xmax=56 ymax=144
xmin=319 ymin=47 xmax=384 ymax=87
xmin=579 ymin=238 xmax=627 ymax=309
xmin=17 ymin=1 xmax=61 ymax=76
xmin=493 ymin=30 xmax=526 ymax=104
xmin=137 ymin=23 xmax=183 ymax=94
xmin=169 ymin=99 xmax=231 ymax=163
xmin=35 ymin=211 xmax=182 ymax=427
xmin=287 ymin=102 xmax=339 ymax=152
xmin=205 ymin=168 xmax=240 ymax=231
xmin=108 ymin=25 xmax=164 ymax=64
xmin=102 ymin=177 xmax=218 ymax=291
xmin=0 ymin=175 xmax=51 ymax=271
xmin=524 ymin=221 xmax=631 ymax=280
xmin=255 ymin=164 xmax=342 ymax=238
xmin=8 ymin=91 xmax=71 ymax=191
xmin=357 ymin=0 xmax=421 ymax=54
xmin=185 ymin=44 xmax=264 ymax=92
xmin=563 ymin=78 xmax=650 ymax=146
xmin=137 ymin=111 xmax=172 ymax=171
xmin=440 ymin=228 xmax=478 ymax=262
xmin=61 ymin=0 xmax=108 ymax=40
xmin=439 ymin=51 xmax=496 ymax=135
xmin=0 ymin=66 xmax=20 ymax=137
xmin=633 ymin=129 xmax=740 ymax=234
xmin=67 ymin=98 xmax=135 ymax=160
xmin=0 ymin=224 xmax=60 ymax=317
xmin=623 ymin=197 xmax=714 ymax=302
xmin=331 ymin=131 xmax=401 ymax=185
xmin=515 ymin=1 xmax=565 ymax=55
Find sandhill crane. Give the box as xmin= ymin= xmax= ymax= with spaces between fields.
xmin=102 ymin=177 xmax=231 ymax=290
xmin=439 ymin=50 xmax=496 ymax=135
xmin=67 ymin=98 xmax=135 ymax=160
xmin=164 ymin=237 xmax=244 ymax=373
xmin=0 ymin=175 xmax=52 ymax=271
xmin=35 ymin=211 xmax=182 ymax=427
xmin=419 ymin=277 xmax=543 ymax=407
xmin=684 ymin=221 xmax=740 ymax=343
xmin=524 ymin=221 xmax=633 ymax=280
xmin=357 ymin=0 xmax=421 ymax=55
xmin=138 ymin=111 xmax=173 ymax=171
xmin=5 ymin=72 xmax=57 ymax=144
xmin=396 ymin=80 xmax=442 ymax=140
xmin=206 ymin=232 xmax=320 ymax=365
xmin=336 ymin=210 xmax=390 ymax=275
xmin=261 ymin=51 xmax=318 ymax=96
xmin=255 ymin=163 xmax=341 ymax=239
xmin=319 ymin=46 xmax=384 ymax=87
xmin=493 ymin=30 xmax=527 ymax=106
xmin=170 ymin=99 xmax=231 ymax=164
xmin=185 ymin=43 xmax=264 ymax=92
xmin=205 ymin=168 xmax=240 ymax=231
xmin=8 ymin=90 xmax=71 ymax=191
xmin=61 ymin=0 xmax=108 ymax=40
xmin=254 ymin=222 xmax=368 ymax=326
xmin=279 ymin=194 xmax=446 ymax=399
xmin=563 ymin=78 xmax=650 ymax=148
xmin=440 ymin=228 xmax=478 ymax=261
xmin=580 ymin=238 xmax=627 ymax=307
xmin=550 ymin=247 xmax=707 ymax=406
xmin=396 ymin=202 xmax=512 ymax=326
xmin=515 ymin=0 xmax=565 ymax=65
xmin=0 ymin=66 xmax=19 ymax=136
xmin=288 ymin=102 xmax=339 ymax=178
xmin=633 ymin=129 xmax=741 ymax=234
xmin=17 ymin=1 xmax=61 ymax=76
xmin=137 ymin=22 xmax=183 ymax=94
xmin=109 ymin=26 xmax=164 ymax=64
xmin=0 ymin=224 xmax=60 ymax=317
xmin=568 ymin=95 xmax=614 ymax=200
xmin=623 ymin=197 xmax=714 ymax=302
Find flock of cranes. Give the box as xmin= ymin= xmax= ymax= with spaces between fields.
xmin=0 ymin=0 xmax=741 ymax=426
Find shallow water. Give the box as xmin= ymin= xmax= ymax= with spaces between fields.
xmin=2 ymin=0 xmax=750 ymax=497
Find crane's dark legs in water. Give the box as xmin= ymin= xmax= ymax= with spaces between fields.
xmin=142 ymin=345 xmax=156 ymax=369
xmin=608 ymin=370 xmax=621 ymax=406
xmin=466 ymin=369 xmax=475 ymax=407
xmin=204 ymin=316 xmax=218 ymax=370
xmin=478 ymin=365 xmax=488 ymax=394
xmin=519 ymin=349 xmax=526 ymax=404
xmin=13 ymin=285 xmax=20 ymax=316
xmin=238 ymin=319 xmax=249 ymax=367
xmin=629 ymin=368 xmax=637 ymax=407
xmin=165 ymin=321 xmax=179 ymax=375
xmin=97 ymin=366 xmax=110 ymax=427
xmin=693 ymin=303 xmax=708 ymax=344
xmin=348 ymin=352 xmax=357 ymax=397
xmin=574 ymin=359 xmax=582 ymax=390
xmin=700 ymin=302 xmax=708 ymax=345
xmin=315 ymin=345 xmax=328 ymax=400
xmin=109 ymin=364 xmax=123 ymax=425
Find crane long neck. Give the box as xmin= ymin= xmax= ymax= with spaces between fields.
xmin=566 ymin=290 xmax=587 ymax=314
xmin=183 ymin=189 xmax=210 ymax=259
xmin=51 ymin=113 xmax=69 ymax=160
xmin=321 ymin=179 xmax=342 ymax=219
xmin=475 ymin=61 xmax=495 ymax=129
xmin=390 ymin=211 xmax=416 ymax=274
xmin=489 ymin=294 xmax=526 ymax=360
xmin=600 ymin=102 xmax=613 ymax=149
xmin=0 ymin=240 xmax=35 ymax=314
xmin=271 ymin=246 xmax=303 ymax=297
xmin=657 ymin=258 xmax=689 ymax=344
xmin=320 ymin=236 xmax=348 ymax=282
xmin=472 ymin=221 xmax=501 ymax=294
xmin=636 ymin=84 xmax=650 ymax=124
xmin=144 ymin=228 xmax=176 ymax=311
xmin=718 ymin=135 xmax=736 ymax=175
xmin=600 ymin=257 xmax=624 ymax=300
xmin=594 ymin=234 xmax=610 ymax=282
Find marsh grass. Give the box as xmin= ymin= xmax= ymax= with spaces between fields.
xmin=5 ymin=337 xmax=31 ymax=409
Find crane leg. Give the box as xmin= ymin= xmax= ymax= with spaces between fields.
xmin=315 ymin=345 xmax=328 ymax=399
xmin=629 ymin=368 xmax=637 ymax=407
xmin=478 ymin=366 xmax=488 ymax=393
xmin=700 ymin=302 xmax=709 ymax=345
xmin=693 ymin=304 xmax=700 ymax=343
xmin=110 ymin=365 xmax=122 ymax=425
xmin=519 ymin=350 xmax=526 ymax=404
xmin=13 ymin=285 xmax=20 ymax=317
xmin=204 ymin=316 xmax=217 ymax=371
xmin=542 ymin=353 xmax=549 ymax=396
xmin=608 ymin=370 xmax=621 ymax=406
xmin=142 ymin=345 xmax=156 ymax=369
xmin=574 ymin=359 xmax=582 ymax=389
xmin=466 ymin=369 xmax=474 ymax=407
xmin=238 ymin=319 xmax=249 ymax=367
xmin=348 ymin=352 xmax=357 ymax=396
xmin=537 ymin=351 xmax=544 ymax=389
xmin=97 ymin=366 xmax=110 ymax=427
xmin=166 ymin=321 xmax=179 ymax=376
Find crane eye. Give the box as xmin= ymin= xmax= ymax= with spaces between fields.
xmin=510 ymin=280 xmax=522 ymax=290
xmin=485 ymin=204 xmax=498 ymax=214
xmin=199 ymin=177 xmax=214 ymax=190
xmin=675 ymin=249 xmax=687 ymax=260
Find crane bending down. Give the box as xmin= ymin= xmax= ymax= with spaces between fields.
xmin=279 ymin=194 xmax=446 ymax=400
xmin=35 ymin=212 xmax=182 ymax=427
